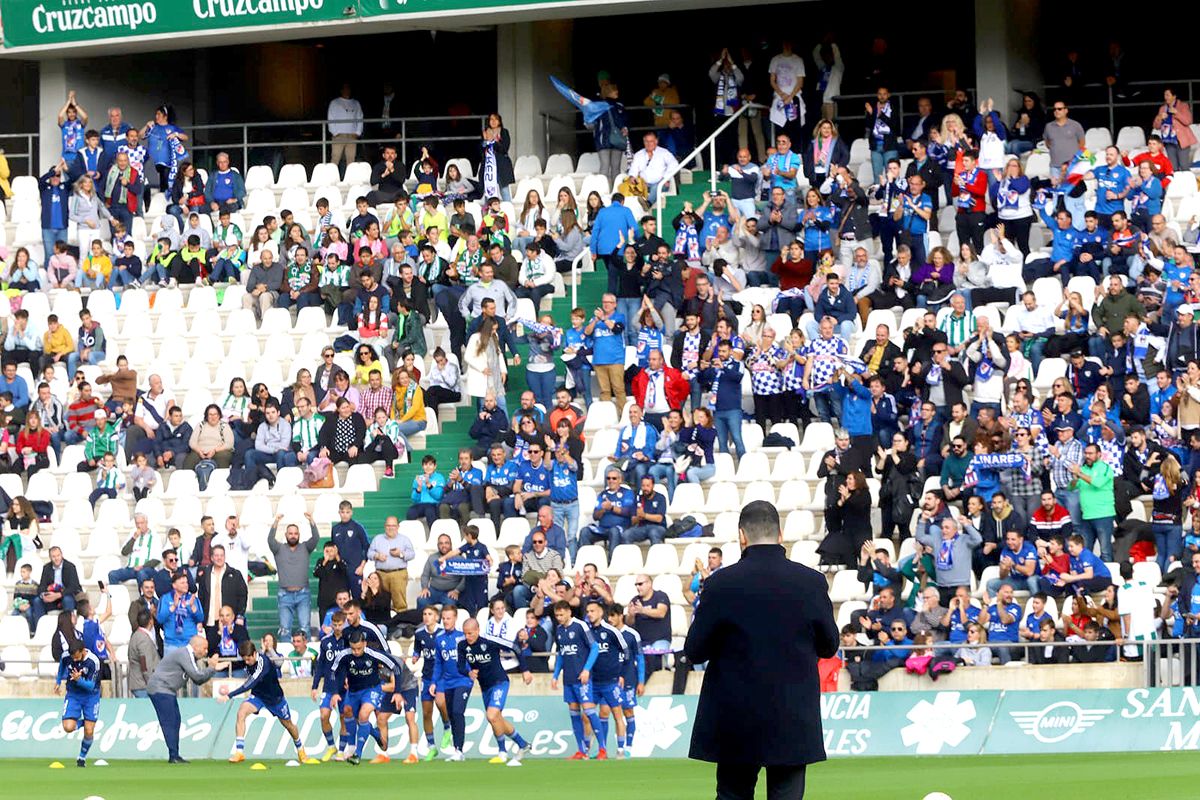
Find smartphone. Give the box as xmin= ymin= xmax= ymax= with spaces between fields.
xmin=97 ymin=580 xmax=106 ymax=591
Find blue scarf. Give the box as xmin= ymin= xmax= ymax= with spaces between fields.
xmin=482 ymin=140 xmax=500 ymax=199
xmin=936 ymin=535 xmax=957 ymax=570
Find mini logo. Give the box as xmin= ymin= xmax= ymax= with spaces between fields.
xmin=1010 ymin=701 xmax=1112 ymax=744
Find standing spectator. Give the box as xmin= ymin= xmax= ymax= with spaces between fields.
xmin=127 ymin=608 xmax=159 ymax=698
xmin=38 ymin=161 xmax=72 ymax=262
xmin=768 ymin=40 xmax=806 ymax=143
xmin=327 ymin=83 xmax=363 ymax=169
xmin=916 ymin=517 xmax=982 ymax=604
xmin=629 ymin=131 xmax=680 ymax=206
xmin=1153 ymin=87 xmax=1196 ymax=172
xmin=590 ymin=86 xmax=627 ymax=188
xmin=204 ymin=151 xmax=246 ymax=213
xmin=586 ymin=294 xmax=628 ymax=410
xmin=330 ymin=500 xmax=369 ymax=597
xmin=644 ymin=74 xmax=680 ymax=129
xmin=864 ymin=86 xmax=900 ymax=182
xmin=366 ymin=516 xmax=416 ymax=614
xmin=1070 ymin=442 xmax=1117 ymax=561
xmin=156 ymin=570 xmax=204 ymax=654
xmin=101 ymin=151 xmax=142 ymax=233
xmin=812 ymin=38 xmax=844 ymax=122
xmin=99 ymin=106 xmax=131 ymax=161
xmin=313 ymin=542 xmax=350 ymax=620
xmin=1043 ymin=99 xmax=1087 ymax=174
xmin=626 ymin=573 xmax=672 ymax=672
xmin=482 ymin=113 xmax=515 ymax=202
xmin=267 ymin=514 xmax=319 ymax=638
xmin=196 ymin=544 xmax=248 ymax=628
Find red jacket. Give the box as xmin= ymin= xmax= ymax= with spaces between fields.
xmin=951 ymin=167 xmax=988 ymax=213
xmin=632 ymin=366 xmax=690 ymax=411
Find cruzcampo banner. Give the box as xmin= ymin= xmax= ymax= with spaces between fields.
xmin=6 ymin=689 xmax=1200 ymax=759
xmin=0 ymin=0 xmax=348 ymax=48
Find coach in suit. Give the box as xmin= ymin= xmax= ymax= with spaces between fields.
xmin=685 ymin=500 xmax=838 ymax=799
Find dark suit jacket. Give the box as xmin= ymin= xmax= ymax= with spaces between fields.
xmin=196 ymin=564 xmax=249 ymax=619
xmin=684 ymin=544 xmax=838 ymax=766
xmin=38 ymin=559 xmax=82 ymax=599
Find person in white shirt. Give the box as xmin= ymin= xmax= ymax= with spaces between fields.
xmin=629 ymin=131 xmax=680 ymax=205
xmin=212 ymin=516 xmax=252 ymax=578
xmin=327 ymin=83 xmax=364 ymax=167
xmin=1002 ymin=290 xmax=1057 ymax=372
xmin=768 ymin=40 xmax=806 ymax=136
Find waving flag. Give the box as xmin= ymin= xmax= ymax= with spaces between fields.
xmin=550 ymin=76 xmax=611 ymax=125
xmin=1064 ymin=148 xmax=1096 ymax=186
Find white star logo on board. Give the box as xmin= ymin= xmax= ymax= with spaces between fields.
xmin=629 ymin=697 xmax=688 ymax=758
xmin=900 ymin=692 xmax=976 ymax=754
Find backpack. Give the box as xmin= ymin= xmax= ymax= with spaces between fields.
xmin=666 ymin=516 xmax=704 ymax=539
xmin=194 ymin=458 xmax=217 ymax=492
xmin=228 ymin=463 xmax=274 ymax=491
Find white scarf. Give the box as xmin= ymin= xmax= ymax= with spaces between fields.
xmin=482 ymin=139 xmax=500 ymax=199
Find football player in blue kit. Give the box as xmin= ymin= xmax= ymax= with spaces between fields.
xmin=584 ymin=600 xmax=629 ymax=759
xmin=311 ymin=610 xmax=347 ymax=760
xmin=55 ymin=643 xmax=102 ymax=767
xmin=457 ymin=617 xmax=534 ymax=766
xmin=220 ymin=640 xmax=312 ymax=764
xmin=428 ymin=604 xmax=471 ymax=762
xmin=550 ymin=599 xmax=604 ymax=759
xmin=411 ymin=605 xmax=449 ymax=760
xmin=329 ymin=630 xmax=401 ymax=765
xmin=608 ymin=603 xmax=646 ymax=758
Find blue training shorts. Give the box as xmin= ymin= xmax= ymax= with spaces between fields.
xmin=483 ymin=682 xmax=509 ymax=710
xmin=622 ymin=686 xmax=637 ymax=710
xmin=63 ymin=694 xmax=100 ymax=723
xmin=345 ymin=687 xmax=384 ymax=716
xmin=421 ymin=679 xmax=437 ymax=703
xmin=562 ymin=682 xmax=594 ymax=705
xmin=318 ymin=691 xmax=336 ymax=710
xmin=246 ymin=696 xmax=292 ymax=720
xmin=594 ymin=682 xmax=622 ymax=710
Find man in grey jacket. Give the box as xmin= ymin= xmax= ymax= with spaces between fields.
xmin=416 ymin=533 xmax=465 ymax=609
xmin=245 ymin=401 xmax=293 ymax=471
xmin=758 ymin=186 xmax=797 ymax=266
xmin=147 ymin=634 xmax=221 ymax=763
xmin=267 ymin=513 xmax=319 ymax=638
xmin=916 ymin=516 xmax=983 ymax=604
xmin=243 ymin=248 xmax=283 ymax=324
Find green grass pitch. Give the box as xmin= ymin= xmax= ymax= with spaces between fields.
xmin=1 ymin=752 xmax=1193 ymax=799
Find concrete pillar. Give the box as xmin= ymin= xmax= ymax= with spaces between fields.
xmin=974 ymin=0 xmax=1042 ymax=120
xmin=38 ymin=59 xmax=69 ymax=174
xmin=496 ymin=20 xmax=573 ymax=163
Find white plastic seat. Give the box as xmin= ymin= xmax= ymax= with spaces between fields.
xmin=829 ymin=570 xmax=869 ymax=603
xmin=703 ymin=482 xmax=739 ymax=514
xmin=644 ymin=544 xmax=680 ymax=575
xmin=573 ymin=544 xmax=608 ymax=573
xmin=277 ymin=163 xmax=308 ymax=189
xmin=606 ymin=544 xmax=644 ymax=576
xmin=731 ymin=452 xmax=770 ymax=483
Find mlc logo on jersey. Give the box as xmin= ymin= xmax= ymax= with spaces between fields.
xmin=1009 ymin=701 xmax=1113 ymax=744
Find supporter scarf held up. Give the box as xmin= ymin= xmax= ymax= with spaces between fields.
xmin=482 ymin=139 xmax=500 ymax=200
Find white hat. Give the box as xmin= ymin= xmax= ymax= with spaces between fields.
xmin=94 ymin=408 xmax=107 ymax=419
xmin=1178 ymin=304 xmax=1194 ymax=316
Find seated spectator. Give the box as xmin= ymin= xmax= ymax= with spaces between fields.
xmin=980 ymin=583 xmax=1023 ymax=664
xmin=909 ymin=586 xmax=949 ymax=643
xmin=625 ymin=573 xmax=672 ymax=671
xmin=580 ymin=466 xmax=635 ymax=553
xmin=406 ymin=454 xmax=446 ymax=526
xmin=317 ymin=397 xmax=367 ymax=465
xmin=955 ymin=622 xmax=992 ymax=666
xmin=612 ymin=403 xmax=658 ymax=487
xmin=184 ymin=404 xmax=234 ymax=470
xmin=623 ymin=475 xmax=668 ymax=545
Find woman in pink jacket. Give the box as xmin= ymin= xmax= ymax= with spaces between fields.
xmin=1153 ymin=87 xmax=1197 ymax=171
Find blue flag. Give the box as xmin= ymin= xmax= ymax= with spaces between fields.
xmin=550 ymin=76 xmax=611 ymax=125
xmin=440 ymin=558 xmax=490 ymax=576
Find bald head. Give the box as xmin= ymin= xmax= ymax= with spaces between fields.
xmin=463 ymin=618 xmax=479 ymax=633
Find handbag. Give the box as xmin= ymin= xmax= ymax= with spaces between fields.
xmin=302 ymin=456 xmax=334 ymax=489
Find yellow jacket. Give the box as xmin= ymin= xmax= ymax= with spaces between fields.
xmin=393 ymin=384 xmax=426 ymax=423
xmin=43 ymin=325 xmax=74 ymax=356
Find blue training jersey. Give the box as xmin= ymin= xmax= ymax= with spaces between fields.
xmin=57 ymin=652 xmax=102 ymax=696
xmin=312 ymin=632 xmax=344 ymax=692
xmin=413 ymin=625 xmax=442 ymax=680
xmin=553 ymin=618 xmax=599 ymax=684
xmin=588 ymin=620 xmax=629 ymax=684
xmin=618 ymin=626 xmax=645 ymax=687
xmin=331 ymin=647 xmax=398 ymax=694
xmin=432 ymin=629 xmax=472 ymax=691
xmin=458 ymin=633 xmax=527 ymax=689
xmin=229 ymin=654 xmax=286 ymax=705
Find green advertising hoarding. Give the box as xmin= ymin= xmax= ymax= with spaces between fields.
xmin=0 ymin=0 xmax=574 ymax=49
xmin=0 ymin=0 xmax=349 ymax=49
xmin=4 ymin=689 xmax=1200 ymax=759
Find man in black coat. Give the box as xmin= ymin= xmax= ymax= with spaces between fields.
xmin=196 ymin=544 xmax=249 ymax=624
xmin=685 ymin=501 xmax=838 ymax=799
xmin=31 ymin=546 xmax=82 ymax=629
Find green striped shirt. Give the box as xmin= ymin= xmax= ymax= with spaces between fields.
xmin=293 ymin=413 xmax=324 ymax=451
xmin=938 ymin=311 xmax=977 ymax=349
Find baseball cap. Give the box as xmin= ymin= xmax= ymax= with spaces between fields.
xmin=1178 ymin=304 xmax=1194 ymax=316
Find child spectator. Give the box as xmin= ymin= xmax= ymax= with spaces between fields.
xmin=143 ymin=236 xmax=177 ymax=286
xmin=87 ymin=451 xmax=124 ymax=508
xmin=128 ymin=451 xmax=157 ymax=501
xmin=77 ymin=239 xmax=112 ymax=290
xmin=364 ymin=407 xmax=404 ymax=478
xmin=112 ymin=239 xmax=142 ymax=288
xmin=46 ymin=241 xmax=78 ymax=289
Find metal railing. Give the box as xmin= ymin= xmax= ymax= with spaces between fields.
xmin=188 ymin=114 xmax=490 ymax=177
xmin=653 ymin=102 xmax=765 ymax=233
xmin=828 ymin=89 xmax=969 ymax=141
xmin=0 ymin=132 xmax=40 ymax=177
xmin=842 ymin=637 xmax=1200 ymax=688
xmin=1035 ymin=79 xmax=1199 ymax=138
xmin=540 ymin=104 xmax=696 ymax=165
